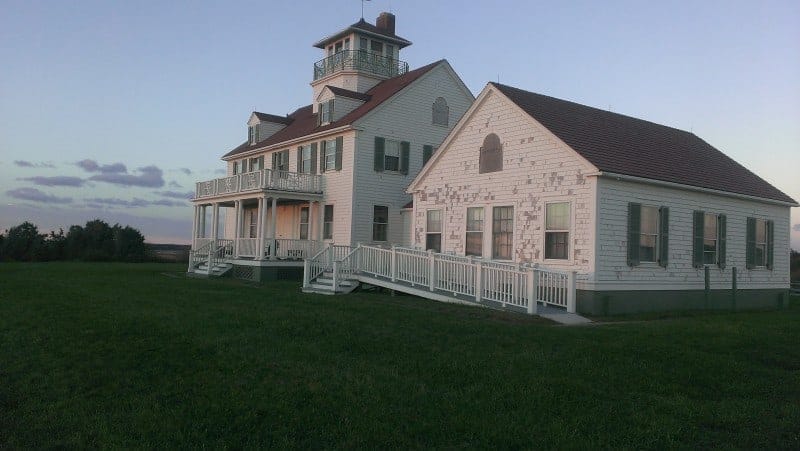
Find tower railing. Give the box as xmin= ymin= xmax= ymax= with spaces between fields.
xmin=313 ymin=50 xmax=408 ymax=81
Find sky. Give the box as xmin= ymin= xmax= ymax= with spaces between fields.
xmin=1 ymin=0 xmax=798 ymax=247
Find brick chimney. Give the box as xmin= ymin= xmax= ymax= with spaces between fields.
xmin=375 ymin=12 xmax=396 ymax=35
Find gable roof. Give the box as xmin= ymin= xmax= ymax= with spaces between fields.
xmin=313 ymin=18 xmax=412 ymax=49
xmin=252 ymin=112 xmax=293 ymax=125
xmin=223 ymin=60 xmax=445 ymax=159
xmin=491 ymin=83 xmax=796 ymax=204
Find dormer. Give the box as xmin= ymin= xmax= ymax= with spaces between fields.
xmin=315 ymin=86 xmax=371 ymax=125
xmin=311 ymin=12 xmax=412 ymax=102
xmin=247 ymin=112 xmax=293 ymax=145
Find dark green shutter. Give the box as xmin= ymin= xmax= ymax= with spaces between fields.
xmin=658 ymin=206 xmax=669 ymax=268
xmin=400 ymin=141 xmax=410 ymax=175
xmin=310 ymin=143 xmax=317 ymax=174
xmin=317 ymin=104 xmax=322 ymax=126
xmin=766 ymin=220 xmax=774 ymax=270
xmin=297 ymin=146 xmax=302 ymax=171
xmin=334 ymin=136 xmax=343 ymax=171
xmin=627 ymin=203 xmax=641 ymax=267
xmin=422 ymin=145 xmax=433 ymax=165
xmin=717 ymin=214 xmax=726 ymax=269
xmin=328 ymin=99 xmax=335 ymax=122
xmin=374 ymin=136 xmax=385 ymax=172
xmin=319 ymin=140 xmax=327 ymax=172
xmin=271 ymin=153 xmax=278 ymax=170
xmin=746 ymin=217 xmax=756 ymax=269
xmin=692 ymin=210 xmax=704 ymax=268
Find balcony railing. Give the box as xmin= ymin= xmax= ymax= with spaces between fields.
xmin=313 ymin=50 xmax=408 ymax=81
xmin=194 ymin=169 xmax=323 ymax=199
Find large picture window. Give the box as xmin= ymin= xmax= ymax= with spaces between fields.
xmin=492 ymin=206 xmax=513 ymax=260
xmin=465 ymin=207 xmax=484 ymax=257
xmin=426 ymin=209 xmax=442 ymax=252
xmin=545 ymin=202 xmax=570 ymax=260
xmin=373 ymin=206 xmax=388 ymax=242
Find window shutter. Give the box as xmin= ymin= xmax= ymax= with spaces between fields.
xmin=658 ymin=206 xmax=669 ymax=268
xmin=335 ymin=136 xmax=343 ymax=171
xmin=692 ymin=210 xmax=704 ymax=268
xmin=297 ymin=146 xmax=302 ymax=171
xmin=272 ymin=153 xmax=278 ymax=170
xmin=374 ymin=136 xmax=385 ymax=172
xmin=746 ymin=217 xmax=756 ymax=269
xmin=423 ymin=145 xmax=433 ymax=165
xmin=317 ymin=104 xmax=322 ymax=126
xmin=328 ymin=99 xmax=335 ymax=122
xmin=766 ymin=220 xmax=774 ymax=270
xmin=319 ymin=141 xmax=327 ymax=172
xmin=310 ymin=143 xmax=318 ymax=175
xmin=627 ymin=203 xmax=641 ymax=267
xmin=400 ymin=141 xmax=410 ymax=175
xmin=717 ymin=214 xmax=726 ymax=269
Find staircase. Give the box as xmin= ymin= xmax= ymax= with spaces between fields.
xmin=192 ymin=262 xmax=233 ymax=277
xmin=303 ymin=269 xmax=359 ymax=294
xmin=187 ymin=241 xmax=234 ymax=278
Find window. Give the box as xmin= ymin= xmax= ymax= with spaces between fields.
xmin=373 ymin=206 xmax=388 ymax=241
xmin=627 ymin=203 xmax=669 ymax=267
xmin=384 ymin=139 xmax=401 ymax=171
xmin=360 ymin=37 xmax=368 ymax=51
xmin=422 ymin=145 xmax=434 ymax=166
xmin=334 ymin=41 xmax=343 ymax=53
xmin=492 ymin=206 xmax=513 ymax=260
xmin=479 ymin=133 xmax=502 ymax=174
xmin=465 ymin=207 xmax=484 ymax=257
xmin=320 ymin=137 xmax=342 ymax=172
xmin=232 ymin=160 xmax=242 ymax=175
xmin=323 ymin=205 xmax=333 ymax=239
xmin=272 ymin=150 xmax=289 ymax=172
xmin=545 ymin=202 xmax=569 ymax=260
xmin=248 ymin=125 xmax=258 ymax=144
xmin=385 ymin=44 xmax=394 ymax=60
xmin=244 ymin=208 xmax=258 ymax=238
xmin=747 ymin=217 xmax=774 ymax=269
xmin=432 ymin=97 xmax=449 ymax=126
xmin=344 ymin=38 xmax=350 ymax=50
xmin=318 ymin=100 xmax=334 ymax=124
xmin=299 ymin=144 xmax=314 ymax=174
xmin=373 ymin=137 xmax=409 ymax=174
xmin=426 ymin=210 xmax=442 ymax=252
xmin=249 ymin=156 xmax=263 ymax=172
xmin=371 ymin=40 xmax=383 ymax=54
xmin=299 ymin=207 xmax=309 ymax=240
xmin=692 ymin=211 xmax=726 ymax=268
xmin=324 ymin=138 xmax=336 ymax=171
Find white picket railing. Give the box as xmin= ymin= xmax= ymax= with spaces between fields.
xmin=304 ymin=244 xmax=577 ymax=313
xmin=194 ymin=169 xmax=323 ymax=199
xmin=237 ymin=238 xmax=259 ymax=257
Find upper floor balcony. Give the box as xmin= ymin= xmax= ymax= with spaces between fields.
xmin=313 ymin=50 xmax=408 ymax=81
xmin=194 ymin=169 xmax=323 ymax=200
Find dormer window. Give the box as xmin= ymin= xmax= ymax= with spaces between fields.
xmin=248 ymin=125 xmax=259 ymax=145
xmin=318 ymin=99 xmax=334 ymax=125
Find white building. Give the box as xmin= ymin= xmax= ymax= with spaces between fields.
xmin=407 ymin=82 xmax=797 ymax=314
xmin=188 ymin=13 xmax=474 ymax=280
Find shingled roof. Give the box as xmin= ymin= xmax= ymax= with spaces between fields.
xmin=223 ymin=60 xmax=444 ymax=159
xmin=252 ymin=112 xmax=293 ymax=125
xmin=313 ymin=18 xmax=412 ymax=49
xmin=492 ymin=83 xmax=796 ymax=204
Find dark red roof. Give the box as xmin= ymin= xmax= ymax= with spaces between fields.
xmin=313 ymin=18 xmax=412 ymax=49
xmin=253 ymin=112 xmax=293 ymax=125
xmin=326 ymin=85 xmax=371 ymax=102
xmin=402 ymin=201 xmax=413 ymax=209
xmin=492 ymin=83 xmax=796 ymax=204
xmin=223 ymin=60 xmax=444 ymax=159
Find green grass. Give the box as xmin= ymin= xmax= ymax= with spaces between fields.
xmin=1 ymin=262 xmax=798 ymax=449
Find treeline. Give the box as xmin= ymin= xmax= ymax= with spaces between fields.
xmin=0 ymin=220 xmax=147 ymax=262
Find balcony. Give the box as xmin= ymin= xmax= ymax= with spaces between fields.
xmin=194 ymin=169 xmax=322 ymax=200
xmin=313 ymin=50 xmax=408 ymax=81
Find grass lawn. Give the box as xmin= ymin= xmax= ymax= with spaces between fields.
xmin=1 ymin=262 xmax=798 ymax=449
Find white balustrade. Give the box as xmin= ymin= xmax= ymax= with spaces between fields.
xmin=193 ymin=170 xmax=322 ymax=200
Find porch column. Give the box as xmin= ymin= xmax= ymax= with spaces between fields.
xmin=233 ymin=200 xmax=241 ymax=257
xmin=317 ymin=201 xmax=325 ymax=242
xmin=255 ymin=197 xmax=264 ymax=260
xmin=270 ymin=197 xmax=278 ymax=260
xmin=199 ymin=205 xmax=207 ymax=238
xmin=211 ymin=203 xmax=219 ymax=241
xmin=191 ymin=206 xmax=198 ymax=247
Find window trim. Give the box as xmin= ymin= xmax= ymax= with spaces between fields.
xmin=752 ymin=217 xmax=769 ymax=268
xmin=425 ymin=209 xmax=442 ymax=252
xmin=544 ymin=201 xmax=571 ymax=261
xmin=465 ymin=206 xmax=484 ymax=257
xmin=491 ymin=205 xmax=514 ymax=261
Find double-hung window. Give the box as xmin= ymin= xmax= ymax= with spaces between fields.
xmin=324 ymin=139 xmax=337 ymax=171
xmin=747 ymin=217 xmax=774 ymax=269
xmin=273 ymin=150 xmax=289 ymax=172
xmin=248 ymin=125 xmax=258 ymax=144
xmin=384 ymin=139 xmax=401 ymax=171
xmin=639 ymin=206 xmax=659 ymax=262
xmin=426 ymin=210 xmax=442 ymax=252
xmin=465 ymin=207 xmax=484 ymax=257
xmin=372 ymin=206 xmax=388 ymax=242
xmin=249 ymin=156 xmax=263 ymax=172
xmin=545 ymin=202 xmax=569 ymax=260
xmin=627 ymin=203 xmax=669 ymax=267
xmin=492 ymin=206 xmax=513 ymax=260
xmin=299 ymin=144 xmax=314 ymax=174
xmin=323 ymin=205 xmax=333 ymax=240
xmin=692 ymin=211 xmax=726 ymax=268
xmin=703 ymin=213 xmax=718 ymax=265
xmin=299 ymin=207 xmax=309 ymax=240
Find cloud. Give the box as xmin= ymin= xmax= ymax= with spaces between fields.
xmin=89 ymin=165 xmax=164 ymax=188
xmin=793 ymin=224 xmax=800 ymax=232
xmin=151 ymin=199 xmax=187 ymax=207
xmin=180 ymin=168 xmax=192 ymax=175
xmin=168 ymin=181 xmax=183 ymax=188
xmin=14 ymin=160 xmax=55 ymax=168
xmin=18 ymin=176 xmax=85 ymax=187
xmin=84 ymin=196 xmax=187 ymax=208
xmin=6 ymin=187 xmax=72 ymax=204
xmin=156 ymin=190 xmax=194 ymax=200
xmin=76 ymin=159 xmax=127 ymax=174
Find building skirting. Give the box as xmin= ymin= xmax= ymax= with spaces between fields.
xmin=576 ymin=288 xmax=790 ymax=316
xmin=230 ymin=261 xmax=304 ymax=282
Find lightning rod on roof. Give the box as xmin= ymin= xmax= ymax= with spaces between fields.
xmin=361 ymin=0 xmax=371 ymax=19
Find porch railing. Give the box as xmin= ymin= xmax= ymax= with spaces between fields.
xmin=194 ymin=169 xmax=323 ymax=199
xmin=313 ymin=50 xmax=409 ymax=81
xmin=304 ymin=244 xmax=577 ymax=313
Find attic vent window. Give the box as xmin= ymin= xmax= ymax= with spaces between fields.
xmin=432 ymin=97 xmax=449 ymax=126
xmin=479 ymin=133 xmax=502 ymax=173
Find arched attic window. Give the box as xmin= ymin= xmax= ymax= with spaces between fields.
xmin=432 ymin=97 xmax=449 ymax=126
xmin=479 ymin=133 xmax=503 ymax=174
